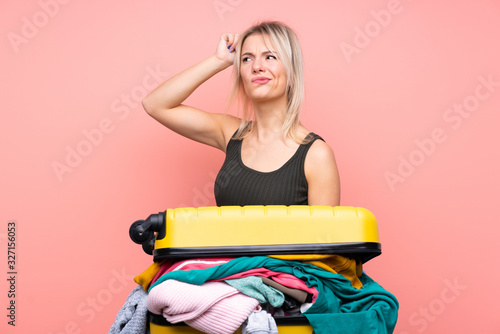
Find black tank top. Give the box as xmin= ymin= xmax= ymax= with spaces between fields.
xmin=214 ymin=133 xmax=323 ymax=206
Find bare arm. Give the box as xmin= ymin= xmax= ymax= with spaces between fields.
xmin=142 ymin=34 xmax=241 ymax=151
xmin=304 ymin=140 xmax=341 ymax=206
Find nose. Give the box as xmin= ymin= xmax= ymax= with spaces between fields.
xmin=252 ymin=58 xmax=265 ymax=73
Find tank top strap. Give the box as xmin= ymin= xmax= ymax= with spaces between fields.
xmin=225 ymin=134 xmax=241 ymax=152
xmin=295 ymin=132 xmax=324 ymax=159
xmin=303 ymin=133 xmax=324 ymax=145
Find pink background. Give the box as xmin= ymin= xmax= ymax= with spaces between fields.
xmin=1 ymin=0 xmax=500 ymax=333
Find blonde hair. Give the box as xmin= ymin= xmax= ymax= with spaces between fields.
xmin=227 ymin=21 xmax=306 ymax=143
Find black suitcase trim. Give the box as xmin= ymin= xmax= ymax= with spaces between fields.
xmin=153 ymin=242 xmax=381 ymax=263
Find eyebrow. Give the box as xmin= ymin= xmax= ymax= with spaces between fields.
xmin=241 ymin=50 xmax=277 ymax=57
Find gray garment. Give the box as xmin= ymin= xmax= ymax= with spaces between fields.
xmin=109 ymin=285 xmax=149 ymax=334
xmin=242 ymin=309 xmax=279 ymax=334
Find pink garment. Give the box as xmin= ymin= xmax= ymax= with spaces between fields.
xmin=148 ymin=279 xmax=259 ymax=334
xmin=151 ymin=258 xmax=234 ymax=286
xmin=150 ymin=260 xmax=176 ymax=285
xmin=212 ymin=268 xmax=319 ymax=302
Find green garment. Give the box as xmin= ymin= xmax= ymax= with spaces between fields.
xmin=225 ymin=276 xmax=285 ymax=307
xmin=149 ymin=256 xmax=398 ymax=334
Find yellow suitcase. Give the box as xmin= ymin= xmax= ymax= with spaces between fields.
xmin=130 ymin=205 xmax=380 ymax=263
xmin=149 ymin=315 xmax=313 ymax=334
xmin=129 ymin=206 xmax=382 ymax=334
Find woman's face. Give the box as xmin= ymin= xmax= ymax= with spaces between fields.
xmin=240 ymin=33 xmax=287 ymax=104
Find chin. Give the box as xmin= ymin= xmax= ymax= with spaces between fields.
xmin=249 ymin=95 xmax=275 ymax=104
xmin=249 ymin=91 xmax=284 ymax=102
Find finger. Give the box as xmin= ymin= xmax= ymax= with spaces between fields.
xmin=219 ymin=33 xmax=234 ymax=54
xmin=228 ymin=36 xmax=240 ymax=53
xmin=230 ymin=34 xmax=240 ymax=52
xmin=220 ymin=33 xmax=231 ymax=52
xmin=227 ymin=36 xmax=234 ymax=51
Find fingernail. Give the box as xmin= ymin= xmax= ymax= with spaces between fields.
xmin=227 ymin=45 xmax=231 ymax=49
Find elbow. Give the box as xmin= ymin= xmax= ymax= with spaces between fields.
xmin=142 ymin=94 xmax=173 ymax=118
xmin=141 ymin=95 xmax=156 ymax=116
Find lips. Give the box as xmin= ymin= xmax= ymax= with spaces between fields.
xmin=251 ymin=77 xmax=270 ymax=84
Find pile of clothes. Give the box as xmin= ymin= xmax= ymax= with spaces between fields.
xmin=109 ymin=255 xmax=398 ymax=334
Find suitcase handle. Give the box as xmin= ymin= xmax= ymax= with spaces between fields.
xmin=129 ymin=212 xmax=165 ymax=255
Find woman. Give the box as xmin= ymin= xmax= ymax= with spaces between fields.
xmin=142 ymin=21 xmax=340 ymax=206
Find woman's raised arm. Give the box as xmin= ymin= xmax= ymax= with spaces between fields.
xmin=142 ymin=33 xmax=240 ymax=151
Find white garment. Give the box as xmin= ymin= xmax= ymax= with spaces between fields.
xmin=300 ymin=302 xmax=313 ymax=313
xmin=242 ymin=309 xmax=278 ymax=334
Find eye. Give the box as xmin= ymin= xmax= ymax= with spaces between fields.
xmin=267 ymin=55 xmax=277 ymax=60
xmin=242 ymin=57 xmax=251 ymax=62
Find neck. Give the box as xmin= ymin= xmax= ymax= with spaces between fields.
xmin=251 ymin=97 xmax=288 ymax=141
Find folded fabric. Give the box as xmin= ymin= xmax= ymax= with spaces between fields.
xmin=108 ymin=285 xmax=148 ymax=334
xmin=149 ymin=256 xmax=399 ymax=334
xmin=172 ymin=259 xmax=233 ymax=272
xmin=150 ymin=257 xmax=234 ymax=286
xmin=225 ymin=276 xmax=284 ymax=307
xmin=134 ymin=261 xmax=167 ymax=291
xmin=148 ymin=279 xmax=259 ymax=334
xmin=269 ymin=254 xmax=363 ymax=289
xmin=242 ymin=309 xmax=278 ymax=334
xmin=259 ymin=276 xmax=311 ymax=303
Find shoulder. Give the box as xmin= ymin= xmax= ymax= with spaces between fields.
xmin=212 ymin=114 xmax=241 ymax=150
xmin=214 ymin=113 xmax=240 ymax=132
xmin=304 ymin=137 xmax=341 ymax=206
xmin=304 ymin=138 xmax=338 ymax=178
xmin=306 ymin=137 xmax=336 ymax=162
